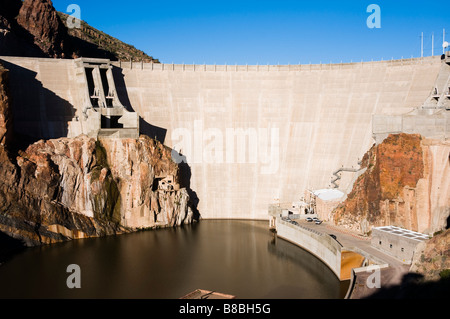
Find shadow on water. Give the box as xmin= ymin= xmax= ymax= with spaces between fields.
xmin=0 ymin=231 xmax=26 ymax=265
xmin=0 ymin=60 xmax=76 ymax=150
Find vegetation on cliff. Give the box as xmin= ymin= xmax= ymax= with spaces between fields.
xmin=410 ymin=229 xmax=450 ymax=281
xmin=57 ymin=12 xmax=159 ymax=62
xmin=89 ymin=141 xmax=121 ymax=224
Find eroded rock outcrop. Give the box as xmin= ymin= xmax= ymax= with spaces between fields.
xmin=331 ymin=133 xmax=450 ymax=235
xmin=100 ymin=137 xmax=193 ymax=228
xmin=16 ymin=0 xmax=67 ymax=58
xmin=0 ymin=63 xmax=195 ymax=247
xmin=0 ymin=0 xmax=65 ymax=58
xmin=410 ymin=229 xmax=450 ymax=281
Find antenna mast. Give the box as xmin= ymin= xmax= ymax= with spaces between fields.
xmin=432 ymin=32 xmax=434 ymax=56
xmin=444 ymin=28 xmax=446 ymax=54
xmin=421 ymin=32 xmax=424 ymax=57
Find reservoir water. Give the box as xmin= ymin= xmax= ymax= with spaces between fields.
xmin=0 ymin=220 xmax=347 ymax=299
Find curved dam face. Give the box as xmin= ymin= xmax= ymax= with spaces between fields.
xmin=0 ymin=56 xmax=442 ymax=220
xmin=114 ymin=58 xmax=441 ymax=220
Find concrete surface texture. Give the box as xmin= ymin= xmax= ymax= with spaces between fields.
xmin=371 ymin=226 xmax=429 ymax=264
xmin=0 ymin=56 xmax=81 ymax=140
xmin=276 ymin=218 xmax=342 ymax=278
xmin=0 ymin=56 xmax=443 ymax=220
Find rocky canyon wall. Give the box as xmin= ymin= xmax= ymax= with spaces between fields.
xmin=332 ymin=133 xmax=450 ymax=235
xmin=0 ymin=63 xmax=195 ymax=247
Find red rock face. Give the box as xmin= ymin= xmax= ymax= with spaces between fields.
xmin=16 ymin=0 xmax=67 ymax=58
xmin=377 ymin=134 xmax=424 ymax=200
xmin=332 ymin=134 xmax=428 ymax=233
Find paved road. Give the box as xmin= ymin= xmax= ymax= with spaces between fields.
xmin=295 ymin=220 xmax=410 ymax=298
xmin=298 ymin=220 xmax=403 ymax=266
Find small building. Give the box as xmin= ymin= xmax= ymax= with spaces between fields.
xmin=156 ymin=175 xmax=180 ymax=192
xmin=371 ymin=226 xmax=430 ymax=264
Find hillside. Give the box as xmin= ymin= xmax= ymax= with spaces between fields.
xmin=57 ymin=12 xmax=159 ymax=63
xmin=0 ymin=0 xmax=159 ymax=62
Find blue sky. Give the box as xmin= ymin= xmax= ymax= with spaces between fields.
xmin=53 ymin=0 xmax=450 ymax=64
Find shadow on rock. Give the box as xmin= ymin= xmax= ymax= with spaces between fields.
xmin=172 ymin=150 xmax=201 ymax=222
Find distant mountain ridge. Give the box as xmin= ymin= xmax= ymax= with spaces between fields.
xmin=0 ymin=0 xmax=159 ymax=62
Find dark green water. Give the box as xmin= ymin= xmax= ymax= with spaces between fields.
xmin=0 ymin=220 xmax=346 ymax=299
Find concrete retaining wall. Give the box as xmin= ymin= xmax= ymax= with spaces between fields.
xmin=277 ymin=219 xmax=342 ymax=278
xmin=373 ymin=109 xmax=449 ymax=143
xmin=0 ymin=56 xmax=443 ymax=220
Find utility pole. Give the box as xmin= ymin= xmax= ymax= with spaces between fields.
xmin=421 ymin=32 xmax=424 ymax=57
xmin=432 ymin=32 xmax=434 ymax=56
xmin=444 ymin=28 xmax=446 ymax=54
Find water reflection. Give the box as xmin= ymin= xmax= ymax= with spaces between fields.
xmin=0 ymin=220 xmax=344 ymax=299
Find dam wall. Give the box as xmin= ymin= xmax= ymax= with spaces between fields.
xmin=0 ymin=55 xmax=443 ymax=220
xmin=276 ymin=218 xmax=342 ymax=278
xmin=0 ymin=57 xmax=81 ymax=140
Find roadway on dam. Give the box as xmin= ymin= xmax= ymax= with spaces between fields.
xmin=293 ymin=219 xmax=411 ymax=298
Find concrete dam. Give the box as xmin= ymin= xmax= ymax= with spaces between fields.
xmin=0 ymin=55 xmax=446 ymax=221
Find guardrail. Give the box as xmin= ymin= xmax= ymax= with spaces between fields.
xmin=281 ymin=217 xmax=323 ymax=236
xmin=112 ymin=56 xmax=440 ymax=72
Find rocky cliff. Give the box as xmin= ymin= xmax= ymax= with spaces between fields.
xmin=0 ymin=62 xmax=195 ymax=248
xmin=410 ymin=229 xmax=450 ymax=281
xmin=331 ymin=133 xmax=450 ymax=235
xmin=16 ymin=0 xmax=68 ymax=58
xmin=0 ymin=0 xmax=158 ymax=61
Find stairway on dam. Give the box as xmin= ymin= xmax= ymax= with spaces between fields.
xmin=0 ymin=55 xmax=446 ymax=220
xmin=331 ymin=167 xmax=362 ymax=189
